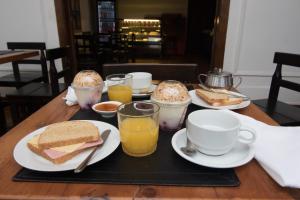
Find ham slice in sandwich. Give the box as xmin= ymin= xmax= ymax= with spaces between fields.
xmin=27 ymin=121 xmax=103 ymax=164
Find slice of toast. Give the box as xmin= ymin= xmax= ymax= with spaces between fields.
xmin=28 ymin=134 xmax=102 ymax=164
xmin=38 ymin=121 xmax=100 ymax=149
xmin=195 ymin=88 xmax=243 ymax=106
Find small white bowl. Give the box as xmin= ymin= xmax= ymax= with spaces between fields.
xmin=92 ymin=101 xmax=122 ymax=118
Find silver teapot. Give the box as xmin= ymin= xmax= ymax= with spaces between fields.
xmin=198 ymin=68 xmax=242 ymax=89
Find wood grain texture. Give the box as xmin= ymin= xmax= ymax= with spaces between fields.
xmin=0 ymin=89 xmax=299 ymax=199
xmin=0 ymin=51 xmax=39 ymax=64
xmin=54 ymin=0 xmax=78 ymax=76
xmin=210 ymin=0 xmax=230 ymax=68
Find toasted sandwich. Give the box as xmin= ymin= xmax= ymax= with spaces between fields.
xmin=27 ymin=121 xmax=103 ymax=164
xmin=195 ymin=88 xmax=243 ymax=106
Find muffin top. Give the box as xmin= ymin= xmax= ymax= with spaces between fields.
xmin=151 ymin=80 xmax=191 ymax=103
xmin=72 ymin=70 xmax=103 ymax=87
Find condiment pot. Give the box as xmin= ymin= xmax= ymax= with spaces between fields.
xmin=198 ymin=68 xmax=242 ymax=89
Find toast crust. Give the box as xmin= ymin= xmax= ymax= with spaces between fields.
xmin=195 ymin=89 xmax=243 ymax=106
xmin=38 ymin=121 xmax=100 ymax=149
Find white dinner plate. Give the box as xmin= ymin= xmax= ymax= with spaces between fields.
xmin=171 ymin=128 xmax=255 ymax=168
xmin=13 ymin=120 xmax=120 ymax=172
xmin=103 ymin=83 xmax=156 ymax=98
xmin=189 ymin=90 xmax=251 ymax=110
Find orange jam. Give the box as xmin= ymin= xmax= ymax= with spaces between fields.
xmin=95 ymin=103 xmax=118 ymax=112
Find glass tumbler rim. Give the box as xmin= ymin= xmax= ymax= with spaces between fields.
xmin=106 ymin=73 xmax=133 ymax=81
xmin=117 ymin=101 xmax=160 ymax=118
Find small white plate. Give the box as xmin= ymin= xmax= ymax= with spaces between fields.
xmin=189 ymin=90 xmax=251 ymax=110
xmin=103 ymin=83 xmax=156 ymax=98
xmin=13 ymin=120 xmax=120 ymax=172
xmin=132 ymin=84 xmax=157 ymax=98
xmin=171 ymin=128 xmax=255 ymax=168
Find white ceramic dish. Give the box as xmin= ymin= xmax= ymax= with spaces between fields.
xmin=13 ymin=120 xmax=120 ymax=172
xmin=132 ymin=84 xmax=157 ymax=98
xmin=92 ymin=101 xmax=122 ymax=118
xmin=188 ymin=89 xmax=251 ymax=110
xmin=171 ymin=128 xmax=255 ymax=168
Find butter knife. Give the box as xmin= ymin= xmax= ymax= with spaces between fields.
xmin=198 ymin=84 xmax=250 ymax=101
xmin=74 ymin=129 xmax=111 ymax=173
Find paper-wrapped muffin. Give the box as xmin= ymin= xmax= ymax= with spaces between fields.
xmin=151 ymin=80 xmax=191 ymax=132
xmin=72 ymin=70 xmax=104 ymax=109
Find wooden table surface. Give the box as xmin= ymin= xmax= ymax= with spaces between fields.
xmin=0 ymin=90 xmax=299 ymax=200
xmin=0 ymin=50 xmax=39 ymax=64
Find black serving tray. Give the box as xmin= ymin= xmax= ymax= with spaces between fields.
xmin=13 ymin=93 xmax=240 ymax=186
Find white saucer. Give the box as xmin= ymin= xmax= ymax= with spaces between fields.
xmin=189 ymin=90 xmax=250 ymax=110
xmin=102 ymin=83 xmax=156 ymax=98
xmin=171 ymin=128 xmax=255 ymax=168
xmin=132 ymin=84 xmax=156 ymax=98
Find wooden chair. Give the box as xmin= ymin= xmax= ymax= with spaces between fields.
xmin=0 ymin=42 xmax=48 ymax=88
xmin=74 ymin=34 xmax=103 ymax=73
xmin=110 ymin=32 xmax=129 ymax=63
xmin=102 ymin=63 xmax=199 ymax=83
xmin=253 ymin=52 xmax=300 ymax=126
xmin=0 ymin=96 xmax=8 ymax=136
xmin=5 ymin=47 xmax=72 ymax=124
xmin=94 ymin=33 xmax=129 ymax=64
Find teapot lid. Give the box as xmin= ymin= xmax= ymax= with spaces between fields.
xmin=209 ymin=68 xmax=232 ymax=76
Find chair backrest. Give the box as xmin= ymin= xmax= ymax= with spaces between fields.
xmin=46 ymin=47 xmax=71 ymax=95
xmin=111 ymin=32 xmax=128 ymax=50
xmin=74 ymin=33 xmax=105 ymax=73
xmin=267 ymin=52 xmax=300 ymax=111
xmin=102 ymin=63 xmax=199 ymax=83
xmin=74 ymin=34 xmax=98 ymax=59
xmin=7 ymin=42 xmax=48 ymax=83
xmin=0 ymin=97 xmax=8 ymax=136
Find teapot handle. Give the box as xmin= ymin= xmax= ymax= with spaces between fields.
xmin=198 ymin=74 xmax=207 ymax=86
xmin=233 ymin=76 xmax=242 ymax=89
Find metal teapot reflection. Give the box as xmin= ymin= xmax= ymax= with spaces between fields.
xmin=198 ymin=68 xmax=242 ymax=89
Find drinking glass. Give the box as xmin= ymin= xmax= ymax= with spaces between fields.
xmin=72 ymin=70 xmax=104 ymax=109
xmin=117 ymin=102 xmax=160 ymax=157
xmin=106 ymin=74 xmax=133 ymax=103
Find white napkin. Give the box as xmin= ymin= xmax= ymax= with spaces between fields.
xmin=226 ymin=110 xmax=300 ymax=188
xmin=63 ymin=86 xmax=77 ymax=106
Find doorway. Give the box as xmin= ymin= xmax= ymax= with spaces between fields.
xmin=186 ymin=0 xmax=216 ymax=58
xmin=54 ymin=0 xmax=230 ymax=74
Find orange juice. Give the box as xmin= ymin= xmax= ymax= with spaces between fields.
xmin=120 ymin=117 xmax=159 ymax=157
xmin=108 ymin=85 xmax=132 ymax=103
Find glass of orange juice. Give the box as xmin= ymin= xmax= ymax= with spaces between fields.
xmin=106 ymin=74 xmax=133 ymax=103
xmin=117 ymin=102 xmax=160 ymax=157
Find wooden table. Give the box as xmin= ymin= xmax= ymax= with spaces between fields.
xmin=0 ymin=50 xmax=39 ymax=64
xmin=0 ymin=50 xmax=40 ymax=133
xmin=0 ymin=90 xmax=299 ymax=199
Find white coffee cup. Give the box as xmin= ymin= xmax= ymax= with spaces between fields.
xmin=186 ymin=109 xmax=256 ymax=156
xmin=129 ymin=72 xmax=152 ymax=94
